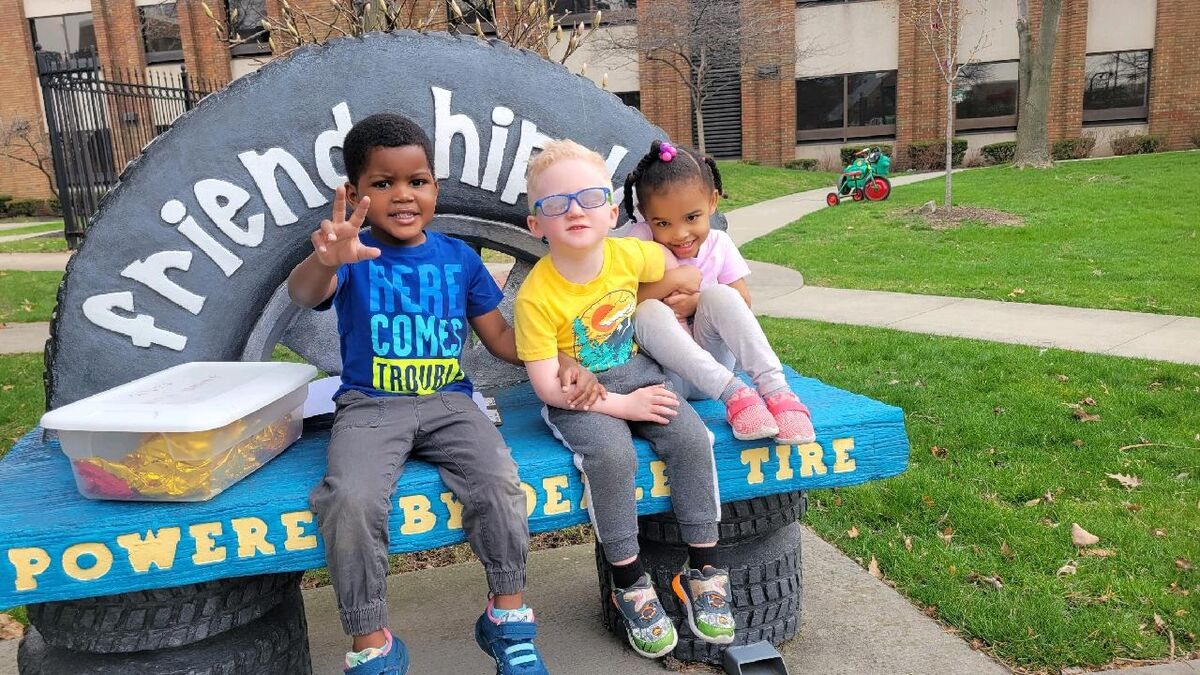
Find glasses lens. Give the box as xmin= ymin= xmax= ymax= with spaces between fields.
xmin=577 ymin=187 xmax=610 ymax=208
xmin=539 ymin=195 xmax=571 ymax=217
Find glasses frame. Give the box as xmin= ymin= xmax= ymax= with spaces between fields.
xmin=531 ymin=186 xmax=613 ymax=217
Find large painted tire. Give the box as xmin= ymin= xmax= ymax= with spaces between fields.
xmin=44 ymin=30 xmax=672 ymax=410
xmin=25 ymin=572 xmax=302 ymax=654
xmin=18 ymin=586 xmax=310 ymax=674
xmin=596 ymin=521 xmax=803 ymax=664
xmin=638 ymin=491 xmax=807 ymax=546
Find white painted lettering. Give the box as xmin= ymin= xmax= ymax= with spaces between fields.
xmin=237 ymin=148 xmax=328 ymax=226
xmin=501 ymin=119 xmax=551 ymax=204
xmin=194 ymin=179 xmax=265 ymax=247
xmin=121 ymin=251 xmax=205 ymax=315
xmin=314 ymin=102 xmax=353 ymax=190
xmin=82 ymin=292 xmax=187 ymax=350
xmin=433 ymin=86 xmax=481 ymax=187
xmin=481 ymin=106 xmax=514 ymax=192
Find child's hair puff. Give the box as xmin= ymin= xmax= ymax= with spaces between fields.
xmin=622 ymin=141 xmax=725 ymax=222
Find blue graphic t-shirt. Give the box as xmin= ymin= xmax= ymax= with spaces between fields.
xmin=318 ymin=230 xmax=503 ymax=398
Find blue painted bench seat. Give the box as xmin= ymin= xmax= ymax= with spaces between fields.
xmin=0 ymin=366 xmax=908 ymax=609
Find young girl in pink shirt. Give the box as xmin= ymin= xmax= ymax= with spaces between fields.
xmin=621 ymin=140 xmax=816 ymax=444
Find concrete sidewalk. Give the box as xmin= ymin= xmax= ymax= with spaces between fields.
xmin=0 ymin=252 xmax=71 ymax=271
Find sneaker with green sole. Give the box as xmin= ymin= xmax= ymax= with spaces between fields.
xmin=610 ymin=574 xmax=678 ymax=658
xmin=672 ymin=565 xmax=736 ymax=645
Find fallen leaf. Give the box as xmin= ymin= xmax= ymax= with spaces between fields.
xmin=1154 ymin=614 xmax=1167 ymax=634
xmin=993 ymin=406 xmax=1005 ymax=415
xmin=1152 ymin=528 xmax=1167 ymax=538
xmin=847 ymin=526 xmax=860 ymax=539
xmin=1081 ymin=548 xmax=1115 ymax=558
xmin=922 ymin=495 xmax=936 ymax=508
xmin=948 ymin=565 xmax=957 ymax=575
xmin=1072 ymin=439 xmax=1085 ymax=448
xmin=904 ymin=536 xmax=913 ymax=552
xmin=1000 ymin=541 xmax=1014 ymax=560
xmin=1008 ymin=288 xmax=1025 ymax=297
xmin=1071 ymin=523 xmax=1100 ymax=547
xmin=967 ymin=571 xmax=1004 ymax=590
xmin=0 ymin=385 xmax=11 ymax=391
xmin=923 ymin=605 xmax=939 ymax=618
xmin=868 ymin=555 xmax=882 ymax=579
xmin=0 ymin=613 xmax=21 ymax=640
xmin=1044 ymin=490 xmax=1056 ymax=503
xmin=832 ymin=495 xmax=844 ymax=507
xmin=1080 ymin=397 xmax=1097 ymax=406
xmin=1055 ymin=374 xmax=1070 ymax=382
xmin=1057 ymin=560 xmax=1078 ymax=576
xmin=1175 ymin=610 xmax=1188 ymax=618
xmin=1106 ymin=473 xmax=1142 ymax=489
xmin=937 ymin=527 xmax=955 ymax=545
xmin=887 ymin=379 xmax=900 ymax=385
xmin=1175 ymin=472 xmax=1190 ymax=481
xmin=970 ymin=638 xmax=986 ymax=650
xmin=1124 ymin=501 xmax=1143 ymax=512
xmin=1024 ymin=497 xmax=1042 ymax=507
xmin=1073 ymin=408 xmax=1101 ymax=422
xmin=930 ymin=445 xmax=948 ymax=459
xmin=1177 ymin=559 xmax=1195 ymax=571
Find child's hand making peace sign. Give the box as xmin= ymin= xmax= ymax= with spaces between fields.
xmin=311 ymin=185 xmax=381 ymax=267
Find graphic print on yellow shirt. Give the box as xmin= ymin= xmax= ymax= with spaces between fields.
xmin=514 ymin=237 xmax=666 ymax=373
xmin=573 ymin=289 xmax=638 ymax=371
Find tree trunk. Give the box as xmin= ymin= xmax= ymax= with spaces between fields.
xmin=943 ymin=2 xmax=953 ymax=210
xmin=694 ymin=96 xmax=707 ymax=154
xmin=1014 ymin=0 xmax=1059 ymax=168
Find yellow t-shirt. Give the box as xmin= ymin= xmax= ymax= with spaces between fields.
xmin=515 ymin=237 xmax=666 ymax=372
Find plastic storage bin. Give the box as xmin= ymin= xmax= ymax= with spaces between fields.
xmin=40 ymin=362 xmax=317 ymax=502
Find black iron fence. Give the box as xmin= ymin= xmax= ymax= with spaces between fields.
xmin=36 ymin=50 xmax=219 ymax=247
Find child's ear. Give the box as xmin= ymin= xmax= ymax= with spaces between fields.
xmin=344 ymin=181 xmax=359 ymax=205
xmin=526 ymin=214 xmax=542 ymax=237
xmin=707 ymin=188 xmax=719 ymax=215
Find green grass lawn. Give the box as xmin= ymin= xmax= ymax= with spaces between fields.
xmin=0 ymin=352 xmax=44 ymax=456
xmin=744 ymin=152 xmax=1200 ymax=316
xmin=761 ymin=317 xmax=1199 ymax=670
xmin=0 ymin=271 xmax=62 ymax=323
xmin=0 ymin=236 xmax=70 ymax=253
xmin=0 ymin=221 xmax=63 ymax=238
xmin=717 ymin=160 xmax=836 ymax=212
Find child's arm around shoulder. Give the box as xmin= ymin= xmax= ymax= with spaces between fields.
xmin=288 ymin=186 xmax=380 ymax=308
xmin=635 ymin=242 xmax=701 ymax=303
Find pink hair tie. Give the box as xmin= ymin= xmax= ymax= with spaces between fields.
xmin=659 ymin=142 xmax=677 ymax=162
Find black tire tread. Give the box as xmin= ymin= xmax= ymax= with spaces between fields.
xmin=638 ymin=491 xmax=807 ymax=545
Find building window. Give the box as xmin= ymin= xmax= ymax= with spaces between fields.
xmin=29 ymin=12 xmax=97 ymax=70
xmin=796 ymin=70 xmax=895 ymax=142
xmin=226 ymin=0 xmax=270 ymax=56
xmin=955 ymin=60 xmax=1018 ymax=131
xmin=140 ymin=3 xmax=183 ymax=64
xmin=552 ymin=0 xmax=635 ymax=22
xmin=1084 ymin=50 xmax=1150 ymax=123
xmin=616 ymin=91 xmax=641 ymax=109
xmin=447 ymin=1 xmax=495 ymax=34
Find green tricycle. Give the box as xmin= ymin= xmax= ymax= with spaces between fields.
xmin=826 ymin=146 xmax=892 ymax=206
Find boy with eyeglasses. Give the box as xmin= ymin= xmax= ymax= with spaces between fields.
xmin=513 ymin=139 xmax=737 ymax=659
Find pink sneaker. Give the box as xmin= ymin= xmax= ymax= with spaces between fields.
xmin=725 ymin=386 xmax=779 ymax=441
xmin=764 ymin=391 xmax=816 ymax=444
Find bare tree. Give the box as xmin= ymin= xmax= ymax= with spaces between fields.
xmin=203 ymin=0 xmax=599 ymax=64
xmin=1014 ymin=0 xmax=1060 ymax=168
xmin=902 ymin=0 xmax=990 ymax=210
xmin=593 ymin=0 xmax=798 ymax=154
xmin=1 ymin=117 xmax=59 ymax=200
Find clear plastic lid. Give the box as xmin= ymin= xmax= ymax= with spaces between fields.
xmin=40 ymin=362 xmax=318 ymax=433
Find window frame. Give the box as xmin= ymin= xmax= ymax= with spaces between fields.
xmin=139 ymin=3 xmax=184 ymax=64
xmin=1082 ymin=49 xmax=1151 ymax=124
xmin=795 ymin=69 xmax=897 ymax=143
xmin=29 ymin=11 xmax=97 ymax=63
xmin=954 ymin=59 xmax=1019 ymax=132
xmin=553 ymin=0 xmax=636 ymax=27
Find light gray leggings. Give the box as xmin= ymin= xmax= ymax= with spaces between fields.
xmin=635 ymin=283 xmax=788 ymax=401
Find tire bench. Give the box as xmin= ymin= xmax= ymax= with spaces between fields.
xmin=4 ymin=366 xmax=907 ymax=671
xmin=13 ymin=29 xmax=910 ymax=673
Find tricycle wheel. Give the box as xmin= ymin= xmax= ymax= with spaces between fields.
xmin=826 ymin=192 xmax=840 ymax=207
xmin=865 ymin=176 xmax=892 ymax=201
xmin=851 ymin=188 xmax=864 ymax=202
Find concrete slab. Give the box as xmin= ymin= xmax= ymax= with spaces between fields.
xmin=0 ymin=639 xmax=13 ymax=675
xmin=745 ymin=260 xmax=805 ymax=302
xmin=0 ymin=323 xmax=48 ymax=355
xmin=303 ymin=528 xmax=1009 ymax=675
xmin=0 ymin=253 xmax=71 ymax=272
xmin=1105 ymin=316 xmax=1200 ymax=365
xmin=755 ymin=286 xmax=960 ymax=327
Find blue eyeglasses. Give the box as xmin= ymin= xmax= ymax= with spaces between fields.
xmin=531 ymin=187 xmax=612 ymax=217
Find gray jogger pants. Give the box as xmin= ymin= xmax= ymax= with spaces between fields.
xmin=635 ymin=284 xmax=789 ymax=401
xmin=542 ymin=353 xmax=720 ymax=563
xmin=309 ymin=390 xmax=529 ymax=636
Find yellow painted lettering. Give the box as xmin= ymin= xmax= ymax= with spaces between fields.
xmin=280 ymin=511 xmax=318 ymax=552
xmin=520 ymin=482 xmax=537 ymax=516
xmin=635 ymin=486 xmax=644 ymax=500
xmin=189 ymin=521 xmax=227 ymax=565
xmin=231 ymin=517 xmax=277 ymax=558
xmin=439 ymin=492 xmax=465 ymax=530
xmin=649 ymin=460 xmax=671 ymax=497
xmin=798 ymin=442 xmax=828 ymax=477
xmin=774 ymin=445 xmax=795 ymax=481
xmin=398 ymin=495 xmax=436 ymax=535
xmin=7 ymin=547 xmax=50 ymax=591
xmin=833 ymin=437 xmax=857 ymax=473
xmin=116 ymin=527 xmax=181 ymax=573
xmin=542 ymin=475 xmax=571 ymax=515
xmin=62 ymin=542 xmax=113 ymax=581
xmin=741 ymin=447 xmax=770 ymax=484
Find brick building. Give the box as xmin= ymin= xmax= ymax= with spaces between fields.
xmin=2 ymin=0 xmax=1197 ymax=201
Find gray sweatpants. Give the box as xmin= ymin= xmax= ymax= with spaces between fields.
xmin=309 ymin=390 xmax=529 ymax=636
xmin=635 ymin=284 xmax=788 ymax=401
xmin=542 ymin=353 xmax=720 ymax=563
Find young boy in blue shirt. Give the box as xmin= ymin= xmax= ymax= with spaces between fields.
xmin=288 ymin=113 xmax=600 ymax=675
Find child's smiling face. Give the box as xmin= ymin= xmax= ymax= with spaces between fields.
xmin=526 ymin=158 xmax=618 ymax=253
xmin=639 ymin=177 xmax=718 ymax=260
xmin=347 ymin=144 xmax=438 ymax=247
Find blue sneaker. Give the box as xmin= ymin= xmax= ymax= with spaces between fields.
xmin=474 ymin=599 xmax=549 ymax=674
xmin=344 ymin=628 xmax=409 ymax=675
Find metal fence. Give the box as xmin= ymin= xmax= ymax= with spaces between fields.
xmin=36 ymin=50 xmax=218 ymax=247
